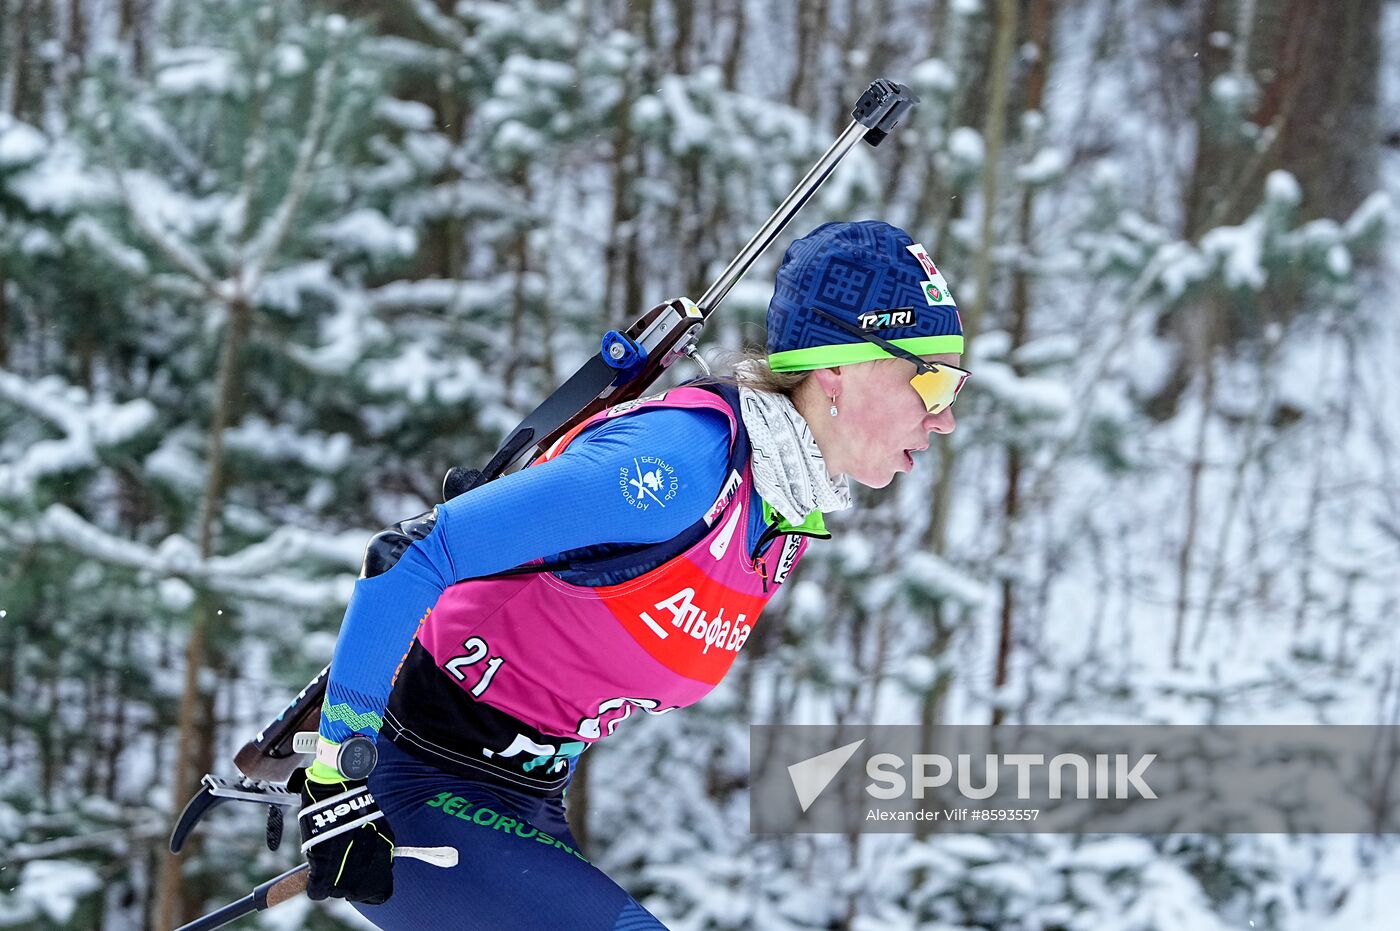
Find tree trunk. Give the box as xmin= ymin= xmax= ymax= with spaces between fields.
xmin=10 ymin=0 xmax=35 ymax=119
xmin=1170 ymin=306 xmax=1219 ymax=668
xmin=104 ymin=618 xmax=132 ymax=800
xmin=1183 ymin=0 xmax=1249 ymax=240
xmin=505 ymin=170 xmax=532 ymax=393
xmin=990 ymin=0 xmax=1053 ymax=726
xmin=953 ymin=6 xmax=995 ymax=141
xmin=682 ymin=156 xmax=706 ymax=299
xmin=65 ymin=0 xmax=85 ymax=66
xmin=912 ymin=608 xmax=955 ymax=841
xmin=608 ymin=2 xmax=654 ymax=328
xmin=1270 ymin=0 xmax=1380 ymax=222
xmin=604 ymin=86 xmax=637 ymax=324
xmin=638 ymin=0 xmax=658 ymax=55
xmin=671 ymin=0 xmax=693 ymax=73
xmin=1152 ymin=0 xmax=1384 ymax=423
xmin=120 ymin=0 xmax=152 ymax=76
xmin=787 ymin=0 xmax=829 ymax=113
xmin=970 ymin=0 xmax=1016 ymax=720
xmin=440 ymin=52 xmax=467 ymax=280
xmin=40 ymin=669 xmax=60 ymax=805
xmin=49 ymin=0 xmax=73 ymax=111
xmin=0 ymin=266 xmax=9 ymax=365
xmin=154 ymin=297 xmax=252 ymax=930
xmin=0 ymin=574 xmax=13 ymax=761
xmin=83 ymin=631 xmax=100 ymax=796
xmin=720 ymin=0 xmax=744 ymax=90
xmin=966 ymin=0 xmax=1016 ymax=347
xmin=990 ymin=450 xmax=1022 ymax=726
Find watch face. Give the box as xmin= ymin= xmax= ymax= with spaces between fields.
xmin=339 ymin=737 xmax=377 ymax=779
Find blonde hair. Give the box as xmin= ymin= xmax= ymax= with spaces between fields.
xmin=699 ymin=347 xmax=813 ymax=399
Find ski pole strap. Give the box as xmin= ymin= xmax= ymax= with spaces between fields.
xmin=297 ymin=783 xmax=384 ymax=853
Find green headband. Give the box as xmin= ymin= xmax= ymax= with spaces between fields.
xmin=768 ymin=334 xmax=965 ymax=372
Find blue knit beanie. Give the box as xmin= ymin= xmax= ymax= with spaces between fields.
xmin=765 ymin=220 xmax=963 ymax=371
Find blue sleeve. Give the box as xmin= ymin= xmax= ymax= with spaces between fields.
xmin=319 ymin=405 xmax=733 ymax=743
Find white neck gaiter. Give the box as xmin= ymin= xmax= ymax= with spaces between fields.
xmin=736 ymin=368 xmax=852 ymax=525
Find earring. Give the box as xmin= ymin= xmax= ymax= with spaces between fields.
xmin=829 ymin=396 xmax=838 ymax=417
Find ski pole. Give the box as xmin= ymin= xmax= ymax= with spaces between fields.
xmin=173 ymin=845 xmax=458 ymax=931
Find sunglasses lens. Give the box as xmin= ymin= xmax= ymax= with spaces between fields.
xmin=910 ymin=367 xmax=969 ymax=414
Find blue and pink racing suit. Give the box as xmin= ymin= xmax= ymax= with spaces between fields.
xmin=319 ymin=384 xmax=828 ymax=930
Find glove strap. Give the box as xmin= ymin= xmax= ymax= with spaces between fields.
xmin=298 ymin=783 xmax=384 ymax=854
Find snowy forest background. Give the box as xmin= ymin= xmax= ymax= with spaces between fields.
xmin=1 ymin=0 xmax=1398 ymax=928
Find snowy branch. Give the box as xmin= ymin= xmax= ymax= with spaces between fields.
xmin=405 ymin=0 xmax=467 ymax=47
xmin=0 ymin=370 xmax=157 ymax=497
xmin=12 ymin=504 xmax=364 ymax=610
xmin=149 ymin=272 xmax=210 ymax=302
xmin=9 ymin=824 xmax=164 ymax=863
xmin=365 ymin=275 xmax=519 ymax=313
xmin=1018 ymin=247 xmax=1170 ymax=507
xmin=240 ymin=44 xmax=339 ymax=294
xmin=902 ymin=551 xmax=993 ymax=610
xmin=226 ymin=41 xmax=276 ymax=246
xmin=64 ymin=217 xmax=151 ymax=276
xmin=224 ymin=133 xmax=265 ymax=247
xmin=105 ymin=157 xmax=223 ymax=298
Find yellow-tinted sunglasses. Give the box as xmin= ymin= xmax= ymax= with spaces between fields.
xmin=811 ymin=307 xmax=970 ymax=414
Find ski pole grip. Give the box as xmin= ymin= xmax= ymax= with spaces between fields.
xmin=852 ymin=79 xmax=920 ymax=146
xmin=173 ymin=863 xmax=309 ymax=931
xmin=257 ymin=864 xmax=310 ymax=909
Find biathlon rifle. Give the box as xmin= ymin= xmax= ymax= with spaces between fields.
xmin=168 ymin=79 xmax=919 ymax=901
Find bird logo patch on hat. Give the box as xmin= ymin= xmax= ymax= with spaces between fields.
xmin=907 ymin=242 xmax=956 ymax=307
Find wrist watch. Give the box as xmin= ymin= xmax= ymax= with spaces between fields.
xmin=317 ymin=734 xmax=378 ymax=779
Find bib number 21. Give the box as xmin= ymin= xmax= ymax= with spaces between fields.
xmin=443 ymin=636 xmax=504 ymax=698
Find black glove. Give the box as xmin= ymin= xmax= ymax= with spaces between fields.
xmin=295 ymin=768 xmax=395 ymax=904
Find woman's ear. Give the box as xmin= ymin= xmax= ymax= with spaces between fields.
xmin=809 ymin=366 xmax=843 ymax=399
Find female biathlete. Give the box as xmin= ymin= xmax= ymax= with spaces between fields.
xmin=292 ymin=220 xmax=970 ymax=930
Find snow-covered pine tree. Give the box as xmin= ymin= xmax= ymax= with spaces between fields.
xmin=0 ymin=0 xmax=459 ymax=923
